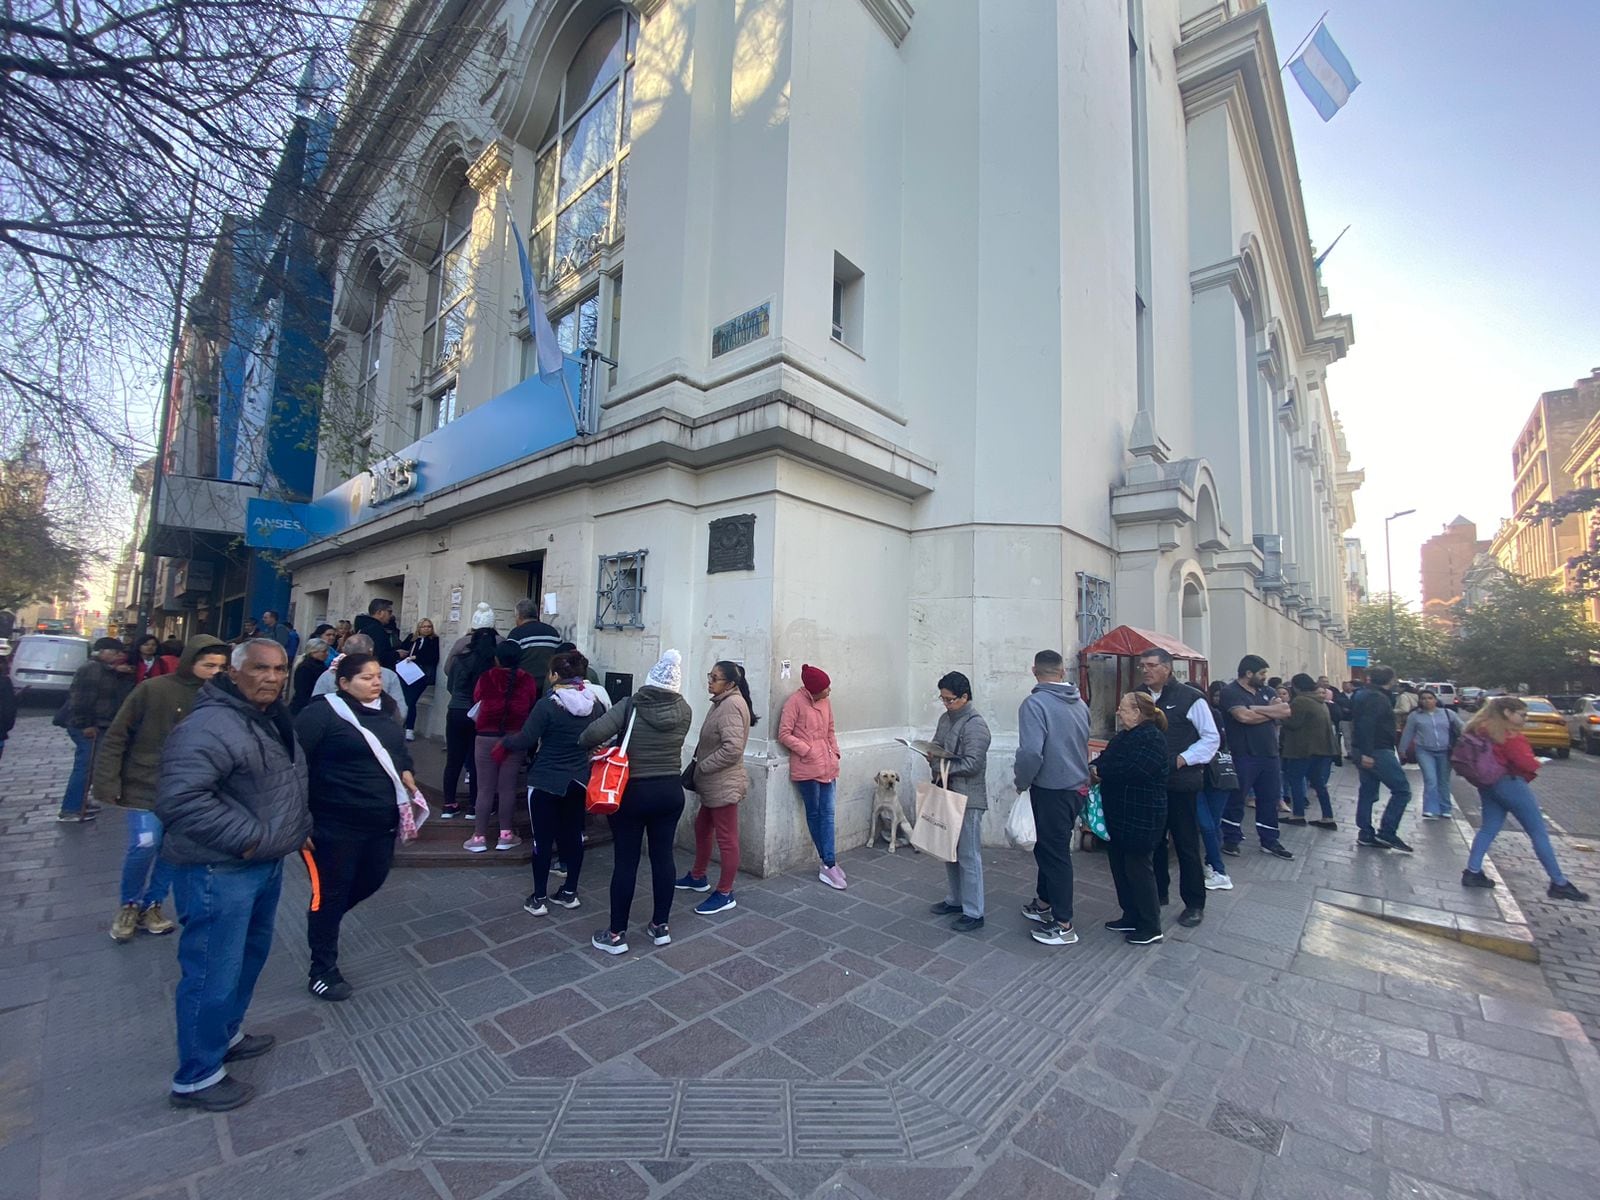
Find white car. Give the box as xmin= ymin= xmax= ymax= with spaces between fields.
xmin=9 ymin=634 xmax=90 ymax=697
xmin=1420 ymin=682 xmax=1458 ymax=709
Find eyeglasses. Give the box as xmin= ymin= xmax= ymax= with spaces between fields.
xmin=938 ymin=695 xmax=961 ymax=706
xmin=707 ymin=674 xmax=725 ymax=684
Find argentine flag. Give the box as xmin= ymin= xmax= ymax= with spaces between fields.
xmin=1289 ymin=23 xmax=1360 ymax=122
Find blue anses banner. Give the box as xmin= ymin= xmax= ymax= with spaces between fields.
xmin=1345 ymin=648 xmax=1370 ymax=669
xmin=245 ymin=358 xmax=582 ymax=551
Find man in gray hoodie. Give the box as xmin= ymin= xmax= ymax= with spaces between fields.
xmin=1014 ymin=650 xmax=1090 ymax=947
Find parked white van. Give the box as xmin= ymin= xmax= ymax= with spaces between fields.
xmin=1420 ymin=682 xmax=1459 ymax=709
xmin=10 ymin=635 xmax=90 ymax=697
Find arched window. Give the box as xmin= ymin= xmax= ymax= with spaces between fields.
xmin=422 ymin=177 xmax=476 ymax=421
xmin=355 ymin=260 xmax=386 ymax=430
xmin=530 ymin=10 xmax=637 ymax=282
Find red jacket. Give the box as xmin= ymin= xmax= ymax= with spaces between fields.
xmin=134 ymin=655 xmax=177 ymax=684
xmin=472 ymin=667 xmax=539 ymax=736
xmin=1493 ymin=734 xmax=1540 ymax=782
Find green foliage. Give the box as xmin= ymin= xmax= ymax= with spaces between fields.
xmin=1453 ymin=573 xmax=1600 ymax=692
xmin=1346 ymin=594 xmax=1455 ymax=681
xmin=1527 ymin=488 xmax=1600 ymax=596
xmin=0 ymin=504 xmax=84 ymax=612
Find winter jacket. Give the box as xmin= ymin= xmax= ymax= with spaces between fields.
xmin=1351 ymin=685 xmax=1398 ymax=756
xmin=690 ymin=689 xmax=751 ymax=807
xmin=133 ymin=655 xmax=176 ymax=684
xmin=504 ymin=683 xmax=606 ymax=794
xmin=1093 ymin=720 xmax=1170 ymax=852
xmin=0 ymin=674 xmax=16 ymax=739
xmin=93 ymin=636 xmax=229 ymax=810
xmin=1401 ymin=708 xmax=1461 ymax=757
xmin=580 ymin=685 xmax=692 ymax=779
xmin=353 ymin=613 xmax=398 ymax=668
xmin=472 ymin=666 xmax=540 ymax=736
xmin=507 ymin=620 xmax=562 ymax=683
xmin=931 ymin=705 xmax=992 ymax=811
xmin=1013 ymin=681 xmax=1090 ymax=793
xmin=1492 ymin=733 xmax=1541 ymax=782
xmin=778 ymin=688 xmax=840 ymax=783
xmin=290 ymin=655 xmax=326 ymax=714
xmin=446 ymin=633 xmax=499 ymax=710
xmin=398 ymin=634 xmax=440 ymax=685
xmin=1281 ymin=693 xmax=1339 ymax=759
xmin=1144 ymin=681 xmax=1215 ymax=792
xmin=154 ymin=675 xmax=311 ymax=866
xmin=313 ymin=661 xmax=407 ymax=722
xmin=68 ymin=658 xmax=135 ymax=731
xmin=260 ymin=622 xmax=295 ymax=652
xmin=294 ymin=693 xmax=412 ymax=835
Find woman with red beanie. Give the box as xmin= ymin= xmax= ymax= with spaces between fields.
xmin=780 ymin=664 xmax=844 ymax=888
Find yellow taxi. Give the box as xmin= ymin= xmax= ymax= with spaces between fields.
xmin=1519 ymin=697 xmax=1572 ymax=758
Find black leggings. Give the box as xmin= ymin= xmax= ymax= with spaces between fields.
xmin=530 ymin=781 xmax=587 ymax=899
xmin=303 ymin=826 xmax=395 ymax=978
xmin=443 ymin=708 xmax=478 ymax=809
xmin=606 ymin=776 xmax=685 ymax=933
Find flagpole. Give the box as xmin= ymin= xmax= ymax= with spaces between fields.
xmin=501 ymin=192 xmax=583 ymax=435
xmin=1279 ymin=9 xmax=1329 ymax=72
xmin=1313 ymin=223 xmax=1351 ymax=270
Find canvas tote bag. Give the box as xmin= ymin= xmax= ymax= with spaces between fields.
xmin=911 ymin=759 xmax=967 ymax=862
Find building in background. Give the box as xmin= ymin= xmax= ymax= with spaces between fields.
xmin=276 ymin=0 xmax=1361 ymax=869
xmin=1559 ymin=370 xmax=1600 ymax=623
xmin=1420 ymin=516 xmax=1490 ymax=626
xmin=1493 ymin=371 xmax=1600 ymax=588
xmin=1344 ymin=535 xmax=1369 ymax=613
xmin=131 ymin=98 xmax=334 ymax=640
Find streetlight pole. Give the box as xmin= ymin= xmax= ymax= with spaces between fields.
xmin=1385 ymin=508 xmax=1417 ymax=667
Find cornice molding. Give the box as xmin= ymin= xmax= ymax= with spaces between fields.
xmin=466 ymin=139 xmax=513 ymax=192
xmin=858 ymin=0 xmax=914 ymax=47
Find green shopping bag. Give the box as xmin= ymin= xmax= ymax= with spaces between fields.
xmin=1081 ymin=785 xmax=1109 ymax=842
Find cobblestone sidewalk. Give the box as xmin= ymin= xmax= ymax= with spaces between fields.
xmin=3 ymin=712 xmax=1600 ymax=1200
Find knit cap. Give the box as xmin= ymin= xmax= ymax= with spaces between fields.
xmin=646 ymin=649 xmax=683 ymax=693
xmin=801 ymin=664 xmax=830 ymax=694
xmin=470 ymin=602 xmax=496 ymax=630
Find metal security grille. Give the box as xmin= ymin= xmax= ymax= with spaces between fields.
xmin=1076 ymin=572 xmax=1112 ymax=647
xmin=596 ymin=550 xmax=647 ymax=630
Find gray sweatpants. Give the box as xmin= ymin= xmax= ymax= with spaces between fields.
xmin=943 ymin=808 xmax=985 ymax=919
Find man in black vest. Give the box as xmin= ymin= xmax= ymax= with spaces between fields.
xmin=1138 ymin=648 xmax=1220 ymax=928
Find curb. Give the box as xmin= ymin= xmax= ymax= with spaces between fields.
xmin=1313 ymin=887 xmax=1539 ymax=962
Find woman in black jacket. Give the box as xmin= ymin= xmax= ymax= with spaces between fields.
xmin=293 ymin=653 xmax=416 ymax=1001
xmin=498 ymin=650 xmax=606 ymax=917
xmin=1095 ymin=692 xmax=1171 ymax=945
xmin=290 ymin=639 xmax=331 ymax=714
xmin=396 ymin=618 xmax=440 ymax=741
xmin=440 ymin=626 xmax=498 ymax=818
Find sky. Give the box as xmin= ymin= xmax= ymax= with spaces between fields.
xmin=1263 ymin=0 xmax=1600 ymax=605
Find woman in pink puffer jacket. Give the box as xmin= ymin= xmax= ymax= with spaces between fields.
xmin=779 ymin=664 xmax=844 ymax=890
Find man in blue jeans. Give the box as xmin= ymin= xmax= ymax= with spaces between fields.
xmin=155 ymin=640 xmax=312 ymax=1112
xmin=1350 ymin=665 xmax=1413 ymax=852
xmin=1219 ymin=655 xmax=1294 ymax=860
xmin=60 ymin=638 xmax=135 ymax=820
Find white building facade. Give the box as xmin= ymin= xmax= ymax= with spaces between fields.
xmin=287 ymin=0 xmax=1360 ymax=872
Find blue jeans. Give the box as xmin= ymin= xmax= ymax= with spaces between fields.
xmin=1416 ymin=748 xmax=1453 ymax=816
xmin=1285 ymin=756 xmax=1334 ymax=819
xmin=943 ymin=808 xmax=985 ymax=919
xmin=170 ymin=859 xmax=283 ymax=1092
xmin=1223 ymin=754 xmax=1282 ymax=847
xmin=1196 ymin=788 xmax=1230 ymax=872
xmin=1468 ymin=776 xmax=1568 ymax=885
xmin=121 ymin=810 xmax=175 ymax=906
xmin=796 ymin=779 xmax=837 ymax=867
xmin=1356 ymin=748 xmax=1411 ymax=838
xmin=61 ymin=727 xmax=96 ymax=813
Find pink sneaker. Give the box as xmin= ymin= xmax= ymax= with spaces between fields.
xmin=463 ymin=835 xmax=487 ymax=853
xmin=495 ymin=830 xmax=522 ymax=851
xmin=818 ymin=864 xmax=847 ymax=890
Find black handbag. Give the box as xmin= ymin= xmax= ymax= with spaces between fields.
xmin=1206 ymin=751 xmax=1240 ymax=791
xmin=680 ymin=760 xmax=697 ymax=793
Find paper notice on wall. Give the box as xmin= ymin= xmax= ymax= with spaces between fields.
xmin=543 ymin=592 xmax=559 ymax=616
xmin=450 ymin=587 xmax=463 ymax=606
xmin=448 ymin=607 xmax=461 ymax=623
xmin=781 ymin=659 xmax=791 ymax=680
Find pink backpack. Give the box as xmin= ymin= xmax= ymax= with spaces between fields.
xmin=1450 ymin=732 xmax=1506 ymax=789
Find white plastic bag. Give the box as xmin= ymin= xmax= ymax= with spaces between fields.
xmin=1006 ymin=792 xmax=1037 ymax=849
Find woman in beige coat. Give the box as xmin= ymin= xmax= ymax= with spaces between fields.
xmin=677 ymin=661 xmax=757 ymax=915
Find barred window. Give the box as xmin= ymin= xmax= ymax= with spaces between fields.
xmin=1076 ymin=571 xmax=1112 ymax=648
xmin=596 ymin=549 xmax=646 ymax=630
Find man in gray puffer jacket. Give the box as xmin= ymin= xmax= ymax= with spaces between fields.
xmin=155 ymin=639 xmax=312 ymax=1112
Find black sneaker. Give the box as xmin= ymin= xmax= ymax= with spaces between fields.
xmin=308 ymin=972 xmax=353 ymax=1002
xmin=1281 ymin=816 xmax=1308 ymax=826
xmin=1375 ymin=833 xmax=1414 ymax=853
xmin=1221 ymin=844 xmax=1241 ymax=857
xmin=952 ymin=915 xmax=985 ymax=932
xmin=647 ymin=922 xmax=672 ymax=946
xmin=170 ymin=1076 xmax=254 ymax=1111
xmin=592 ymin=928 xmax=629 ymax=955
xmin=1549 ymin=881 xmax=1590 ymax=902
xmin=1021 ymin=899 xmax=1053 ymax=923
xmin=1310 ymin=818 xmax=1339 ymax=830
xmin=552 ymin=860 xmax=568 ymax=877
xmin=1261 ymin=843 xmax=1294 ymax=860
xmin=1356 ymin=832 xmax=1390 ymax=850
xmin=551 ymin=889 xmax=581 ymax=909
xmin=1461 ymin=869 xmax=1497 ymax=889
xmin=1178 ymin=907 xmax=1204 ymax=928
xmin=930 ymin=900 xmax=962 ymax=916
xmin=438 ymin=803 xmax=461 ymax=819
xmin=1125 ymin=930 xmax=1164 ymax=945
xmin=523 ymin=894 xmax=549 ymax=916
xmin=1103 ymin=917 xmax=1138 ymax=932
xmin=222 ymin=1033 xmax=276 ymax=1063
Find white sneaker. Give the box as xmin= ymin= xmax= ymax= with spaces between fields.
xmin=405 ymin=730 xmax=415 ymax=741
xmin=1205 ymin=871 xmax=1233 ymax=891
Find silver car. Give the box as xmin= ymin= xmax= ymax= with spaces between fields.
xmin=8 ymin=634 xmax=90 ymax=697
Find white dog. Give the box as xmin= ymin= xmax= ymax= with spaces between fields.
xmin=870 ymin=770 xmax=918 ymax=853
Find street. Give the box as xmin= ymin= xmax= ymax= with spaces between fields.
xmin=1448 ymin=752 xmax=1600 ymax=1044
